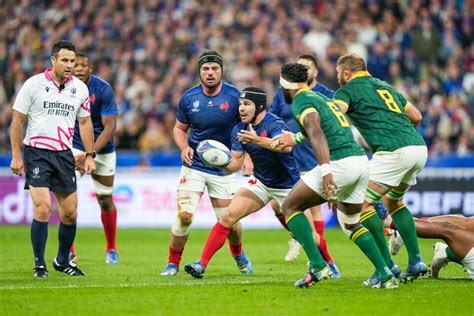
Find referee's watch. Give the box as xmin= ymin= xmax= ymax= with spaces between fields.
xmin=85 ymin=151 xmax=96 ymax=159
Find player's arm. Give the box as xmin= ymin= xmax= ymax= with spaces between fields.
xmin=237 ymin=125 xmax=291 ymax=153
xmin=224 ymin=150 xmax=245 ymax=173
xmin=173 ymin=120 xmax=193 ymax=166
xmin=302 ymin=111 xmax=330 ymax=165
xmin=334 ymin=99 xmax=349 ymax=114
xmin=94 ymin=114 xmax=117 ymax=152
xmin=404 ymin=102 xmax=422 ymax=128
xmin=78 ymin=115 xmax=96 ymax=174
xmin=10 ymin=110 xmax=26 ymax=176
xmin=302 ymin=110 xmax=337 ymax=198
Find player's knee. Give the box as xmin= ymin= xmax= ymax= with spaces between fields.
xmin=178 ymin=211 xmax=193 ymax=226
xmin=61 ymin=210 xmax=77 ymax=225
xmin=171 ymin=212 xmax=193 ymax=236
xmin=34 ymin=201 xmax=51 ymax=220
xmin=219 ymin=209 xmax=237 ymax=227
xmin=97 ymin=194 xmax=114 ymax=211
xmin=337 ymin=209 xmax=361 ymax=237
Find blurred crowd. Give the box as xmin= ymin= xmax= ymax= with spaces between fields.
xmin=0 ymin=0 xmax=473 ymax=156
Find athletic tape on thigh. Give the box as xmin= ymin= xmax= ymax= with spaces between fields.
xmin=92 ymin=178 xmax=114 ymax=195
xmin=213 ymin=207 xmax=227 ymax=220
xmin=386 ymin=187 xmax=409 ymax=201
xmin=337 ymin=209 xmax=361 ymax=237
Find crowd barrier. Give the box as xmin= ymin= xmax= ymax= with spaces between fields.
xmin=1 ymin=167 xmax=472 ymax=228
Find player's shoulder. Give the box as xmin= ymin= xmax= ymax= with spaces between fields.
xmin=221 ymin=82 xmax=241 ymax=98
xmin=71 ymin=76 xmax=89 ymax=94
xmin=264 ymin=112 xmax=284 ymax=123
xmin=181 ymin=84 xmax=203 ymax=99
xmin=314 ymin=83 xmax=334 ymax=98
xmin=89 ymin=74 xmax=112 ymax=90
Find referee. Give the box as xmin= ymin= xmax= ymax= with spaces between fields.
xmin=10 ymin=40 xmax=96 ymax=277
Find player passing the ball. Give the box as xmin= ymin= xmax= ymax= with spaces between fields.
xmin=184 ymin=87 xmax=300 ymax=279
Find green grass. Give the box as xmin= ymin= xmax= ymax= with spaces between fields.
xmin=0 ymin=226 xmax=472 ymax=315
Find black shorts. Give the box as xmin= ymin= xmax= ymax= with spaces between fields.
xmin=24 ymin=146 xmax=77 ymax=193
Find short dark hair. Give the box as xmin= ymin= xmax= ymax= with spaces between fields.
xmin=52 ymin=40 xmax=76 ymax=57
xmin=337 ymin=53 xmax=367 ymax=72
xmin=281 ymin=63 xmax=308 ymax=83
xmin=76 ymin=52 xmax=90 ymax=59
xmin=297 ymin=54 xmax=318 ymax=68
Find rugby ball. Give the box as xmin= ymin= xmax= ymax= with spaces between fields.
xmin=196 ymin=140 xmax=232 ymax=167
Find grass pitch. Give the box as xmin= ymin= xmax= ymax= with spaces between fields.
xmin=0 ymin=226 xmax=472 ymax=315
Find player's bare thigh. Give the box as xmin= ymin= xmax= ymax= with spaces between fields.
xmin=219 ymin=189 xmax=264 ymax=228
xmin=426 ymin=215 xmax=474 ymax=231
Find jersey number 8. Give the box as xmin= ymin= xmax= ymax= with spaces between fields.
xmin=377 ymin=89 xmax=402 ymax=113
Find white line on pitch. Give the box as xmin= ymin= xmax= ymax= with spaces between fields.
xmin=0 ymin=279 xmax=265 ymax=290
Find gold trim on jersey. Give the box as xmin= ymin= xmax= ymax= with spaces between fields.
xmin=351 ymin=71 xmax=371 ymax=80
xmin=404 ymin=102 xmax=411 ymax=111
xmin=295 ymin=87 xmax=311 ymax=96
xmin=299 ymin=108 xmax=317 ymax=126
xmin=334 ymin=99 xmax=349 ymax=109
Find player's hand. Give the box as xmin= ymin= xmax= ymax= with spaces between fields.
xmin=84 ymin=156 xmax=96 ymax=175
xmin=74 ymin=152 xmax=86 ymax=170
xmin=10 ymin=157 xmax=25 ymax=176
xmin=181 ymin=146 xmax=194 ymax=166
xmin=278 ymin=131 xmax=296 ymax=148
xmin=323 ymin=173 xmax=338 ymax=200
xmin=237 ymin=124 xmax=259 ymax=144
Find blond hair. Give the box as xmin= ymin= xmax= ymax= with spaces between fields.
xmin=337 ymin=53 xmax=367 ymax=72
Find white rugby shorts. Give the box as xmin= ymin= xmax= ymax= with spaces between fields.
xmin=302 ymin=155 xmax=369 ymax=204
xmin=242 ymin=177 xmax=292 ymax=208
xmin=369 ymin=145 xmax=427 ymax=187
xmin=177 ymin=166 xmax=236 ymax=199
xmin=72 ymin=148 xmax=116 ymax=176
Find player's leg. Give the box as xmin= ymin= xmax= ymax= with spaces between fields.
xmin=207 ymin=171 xmax=252 ymax=273
xmin=425 ymin=215 xmax=474 ymax=231
xmin=29 ymin=186 xmax=52 ymax=277
xmin=333 ymin=155 xmax=397 ymax=288
xmin=308 ymin=205 xmax=340 ymax=277
xmin=282 ymin=177 xmax=331 ymax=287
xmin=359 ymin=181 xmax=393 ymax=268
xmin=92 ymin=173 xmax=118 ymax=264
xmin=271 ymin=198 xmax=301 ymax=261
xmin=415 ymin=219 xmax=474 ymax=260
xmin=53 ymin=191 xmax=85 ymax=276
xmin=161 ymin=166 xmax=205 ymax=276
xmin=337 ymin=201 xmax=396 ymax=288
xmin=185 ymin=188 xmax=264 ymax=278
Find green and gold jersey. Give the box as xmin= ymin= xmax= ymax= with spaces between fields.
xmin=292 ymin=88 xmax=365 ymax=161
xmin=334 ymin=72 xmax=425 ymax=153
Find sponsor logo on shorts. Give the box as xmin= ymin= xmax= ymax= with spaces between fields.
xmin=32 ymin=167 xmax=40 ymax=179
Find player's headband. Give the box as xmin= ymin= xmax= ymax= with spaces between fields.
xmin=279 ymin=76 xmax=306 ymax=90
xmin=198 ymin=52 xmax=223 ymax=71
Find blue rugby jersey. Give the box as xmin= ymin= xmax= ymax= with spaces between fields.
xmin=73 ymin=75 xmax=118 ymax=154
xmin=176 ymin=82 xmax=241 ymax=176
xmin=231 ymin=113 xmax=300 ymax=189
xmin=269 ymin=83 xmax=334 ymax=172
